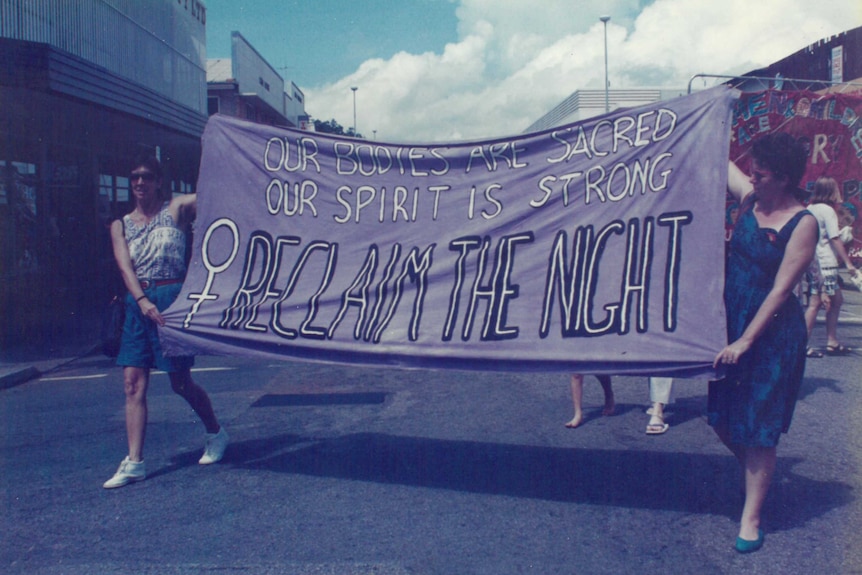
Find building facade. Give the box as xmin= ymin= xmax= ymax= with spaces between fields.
xmin=741 ymin=25 xmax=862 ymax=90
xmin=0 ymin=0 xmax=208 ymax=349
xmin=206 ymin=32 xmax=308 ymax=128
xmin=528 ymin=26 xmax=862 ymax=134
xmin=525 ymin=88 xmax=685 ymax=133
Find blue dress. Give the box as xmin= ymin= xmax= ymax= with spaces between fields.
xmin=707 ymin=199 xmax=810 ymax=447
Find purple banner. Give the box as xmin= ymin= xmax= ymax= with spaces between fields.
xmin=160 ymin=87 xmax=737 ymax=375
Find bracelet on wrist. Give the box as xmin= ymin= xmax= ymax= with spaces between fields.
xmin=136 ymin=295 xmax=147 ymax=302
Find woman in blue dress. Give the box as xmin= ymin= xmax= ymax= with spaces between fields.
xmin=710 ymin=133 xmax=817 ymax=553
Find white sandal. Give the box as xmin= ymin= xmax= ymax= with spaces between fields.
xmin=646 ymin=415 xmax=669 ymax=435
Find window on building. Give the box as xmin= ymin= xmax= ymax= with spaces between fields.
xmin=99 ymin=174 xmax=113 ymax=201
xmin=1 ymin=161 xmax=39 ymax=273
xmin=11 ymin=162 xmax=38 ymax=216
xmin=208 ymin=96 xmax=220 ymax=116
xmin=1 ymin=161 xmax=37 ymax=210
xmin=170 ymin=179 xmax=194 ymax=198
xmin=116 ymin=176 xmax=129 ymax=202
xmin=0 ymin=161 xmax=8 ymax=206
xmin=99 ymin=174 xmax=129 ymax=203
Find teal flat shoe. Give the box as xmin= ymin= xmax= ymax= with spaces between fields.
xmin=735 ymin=529 xmax=765 ymax=553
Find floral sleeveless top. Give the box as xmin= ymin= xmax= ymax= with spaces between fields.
xmin=123 ymin=201 xmax=187 ymax=281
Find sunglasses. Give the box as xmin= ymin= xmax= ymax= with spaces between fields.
xmin=130 ymin=172 xmax=156 ymax=182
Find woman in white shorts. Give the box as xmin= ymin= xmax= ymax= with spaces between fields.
xmin=804 ymin=177 xmax=858 ymax=355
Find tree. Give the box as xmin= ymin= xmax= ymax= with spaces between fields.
xmin=312 ymin=118 xmax=363 ymax=139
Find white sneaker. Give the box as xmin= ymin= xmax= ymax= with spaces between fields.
xmin=103 ymin=456 xmax=146 ymax=489
xmin=199 ymin=427 xmax=228 ymax=465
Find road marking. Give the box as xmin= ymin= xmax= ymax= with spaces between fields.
xmin=152 ymin=367 xmax=238 ymax=375
xmin=41 ymin=367 xmax=237 ymax=381
xmin=40 ymin=374 xmax=109 ymax=382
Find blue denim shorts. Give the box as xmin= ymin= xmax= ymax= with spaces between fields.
xmin=116 ymin=282 xmax=194 ymax=372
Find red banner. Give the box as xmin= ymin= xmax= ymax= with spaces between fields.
xmin=729 ymin=90 xmax=862 ymax=263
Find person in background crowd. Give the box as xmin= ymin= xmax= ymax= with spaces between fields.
xmin=798 ymin=258 xmax=824 ymax=358
xmin=565 ymin=374 xmax=614 ymax=429
xmin=645 ymin=377 xmax=673 ymax=435
xmin=103 ymin=155 xmax=228 ymax=489
xmin=802 ymin=176 xmax=859 ymax=356
xmin=711 ymin=134 xmax=817 ymax=553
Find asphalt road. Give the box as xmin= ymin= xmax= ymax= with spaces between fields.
xmin=2 ymin=327 xmax=862 ymax=574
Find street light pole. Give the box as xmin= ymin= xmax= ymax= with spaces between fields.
xmin=351 ymin=86 xmax=358 ymax=135
xmin=600 ymin=16 xmax=610 ymax=114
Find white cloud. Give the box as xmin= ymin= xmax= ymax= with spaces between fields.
xmin=306 ymin=0 xmax=861 ymax=143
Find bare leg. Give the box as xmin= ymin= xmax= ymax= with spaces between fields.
xmin=739 ymin=446 xmax=777 ymax=540
xmin=825 ymin=288 xmax=843 ymax=348
xmin=713 ymin=423 xmax=745 ymax=465
xmin=597 ymin=375 xmax=615 ymax=416
xmin=169 ymin=369 xmax=220 ymax=434
xmin=123 ymin=366 xmax=149 ymax=462
xmin=803 ymin=292 xmax=821 ymax=339
xmin=565 ymin=374 xmax=584 ymax=428
xmin=713 ymin=423 xmax=749 ymax=505
xmin=648 ymin=401 xmax=664 ymax=423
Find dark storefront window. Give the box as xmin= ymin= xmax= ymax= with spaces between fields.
xmin=0 ymin=160 xmax=39 ymax=276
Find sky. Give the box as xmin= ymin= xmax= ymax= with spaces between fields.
xmin=204 ymin=0 xmax=862 ymax=143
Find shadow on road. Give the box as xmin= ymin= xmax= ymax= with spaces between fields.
xmin=797 ymin=375 xmax=846 ymax=401
xmin=218 ymin=431 xmax=852 ymax=532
